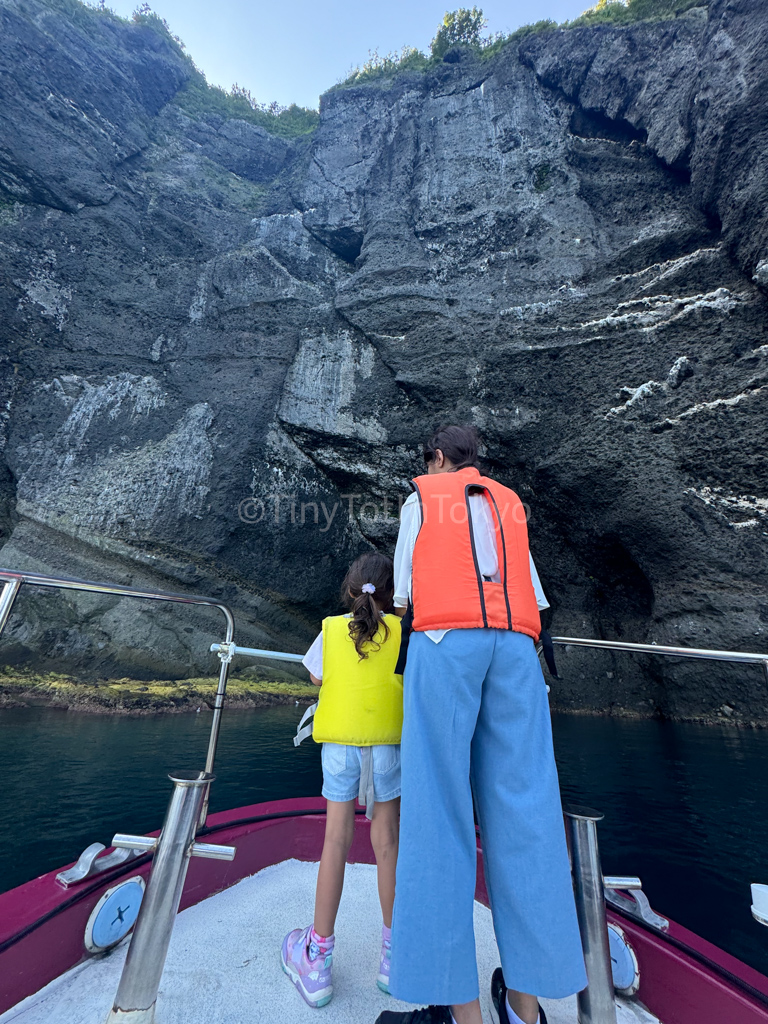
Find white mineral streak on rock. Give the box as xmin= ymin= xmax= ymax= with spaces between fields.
xmin=188 ymin=270 xmax=208 ymax=322
xmin=40 ymin=375 xmax=77 ymax=407
xmin=667 ymin=384 xmax=768 ymax=422
xmin=15 ymin=375 xmax=214 ymax=541
xmin=580 ymin=288 xmax=739 ymax=332
xmin=258 ymin=424 xmax=323 ymax=512
xmin=753 ymin=259 xmax=768 ymax=287
xmin=0 ymin=398 xmax=11 ymax=454
xmin=36 ymin=374 xmax=166 ymax=472
xmin=500 ymin=299 xmax=562 ymax=319
xmin=278 ymin=331 xmax=384 ymax=442
xmin=472 ymin=404 xmax=540 ymax=430
xmin=631 ymin=247 xmax=723 ymax=292
xmin=710 ymin=29 xmax=749 ymax=99
xmin=605 ymin=354 xmax=695 ymax=417
xmin=667 ymin=355 xmax=693 ymax=388
xmin=265 ymin=423 xmax=313 ymax=466
xmin=254 ymin=212 xmax=308 ymax=254
xmin=15 ymin=250 xmax=72 ymax=330
xmin=606 ymin=380 xmax=665 ymax=417
xmin=0 ymin=200 xmax=22 ymax=226
xmin=687 ymin=486 xmax=768 ymax=529
xmin=63 ymin=403 xmax=213 ymax=538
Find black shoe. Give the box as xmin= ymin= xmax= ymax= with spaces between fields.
xmin=376 ymin=1007 xmax=452 ymax=1024
xmin=490 ymin=968 xmax=548 ymax=1024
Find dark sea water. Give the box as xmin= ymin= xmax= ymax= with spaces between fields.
xmin=1 ymin=705 xmax=767 ymax=976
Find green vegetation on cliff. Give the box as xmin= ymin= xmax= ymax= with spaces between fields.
xmin=570 ymin=0 xmax=708 ymax=28
xmin=0 ymin=667 xmax=317 ymax=713
xmin=173 ymin=76 xmax=320 ymax=137
xmin=70 ymin=1 xmax=320 ymax=137
xmin=333 ymin=0 xmax=709 ymax=90
xmin=133 ymin=7 xmax=320 ymax=136
xmin=431 ymin=7 xmax=487 ymax=59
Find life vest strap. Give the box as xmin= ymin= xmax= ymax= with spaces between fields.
xmin=410 ymin=469 xmax=540 ymax=639
xmin=358 ymin=746 xmax=375 ymax=820
xmin=293 ymin=702 xmax=318 ymax=747
xmin=539 ymin=630 xmax=559 ymax=678
xmin=394 ymin=604 xmax=413 ymax=674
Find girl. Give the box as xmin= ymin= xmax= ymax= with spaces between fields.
xmin=281 ymin=551 xmax=403 ymax=1009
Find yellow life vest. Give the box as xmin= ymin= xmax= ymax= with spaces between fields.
xmin=312 ymin=614 xmax=403 ymax=746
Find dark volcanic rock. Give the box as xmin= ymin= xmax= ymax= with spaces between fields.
xmin=0 ymin=0 xmax=766 ymax=722
xmin=520 ymin=0 xmax=768 ymax=287
xmin=0 ymin=0 xmax=190 ymax=209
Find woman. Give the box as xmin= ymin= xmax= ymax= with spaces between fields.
xmin=379 ymin=425 xmax=586 ymax=1024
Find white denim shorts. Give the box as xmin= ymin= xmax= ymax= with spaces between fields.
xmin=321 ymin=742 xmax=401 ymax=804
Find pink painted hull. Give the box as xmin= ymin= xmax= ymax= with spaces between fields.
xmin=1 ymin=797 xmax=767 ymax=1023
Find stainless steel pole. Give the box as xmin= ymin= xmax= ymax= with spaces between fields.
xmin=565 ymin=806 xmax=617 ymax=1024
xmin=209 ymin=642 xmax=305 ymax=663
xmin=204 ymin=657 xmax=231 ymax=779
xmin=199 ymin=645 xmax=234 ymax=826
xmin=0 ymin=578 xmax=21 ymax=635
xmin=106 ymin=771 xmax=214 ymax=1024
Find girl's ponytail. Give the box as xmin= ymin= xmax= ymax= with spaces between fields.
xmin=341 ymin=552 xmax=395 ymax=659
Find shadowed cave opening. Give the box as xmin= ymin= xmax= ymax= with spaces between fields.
xmin=569 ymin=106 xmax=648 ymax=146
xmin=581 ymin=534 xmax=655 ymax=639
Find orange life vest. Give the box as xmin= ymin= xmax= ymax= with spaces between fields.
xmin=410 ymin=467 xmax=541 ymax=640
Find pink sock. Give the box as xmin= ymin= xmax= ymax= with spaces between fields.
xmin=310 ymin=926 xmax=334 ymax=949
xmin=382 ymin=924 xmax=392 ymax=943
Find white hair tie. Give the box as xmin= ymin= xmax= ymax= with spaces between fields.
xmin=361 ymin=583 xmax=376 ymax=594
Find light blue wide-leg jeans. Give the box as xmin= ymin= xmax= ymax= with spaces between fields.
xmin=389 ymin=628 xmax=586 ymax=1006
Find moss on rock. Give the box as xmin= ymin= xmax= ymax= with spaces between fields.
xmin=0 ymin=666 xmax=317 ymax=713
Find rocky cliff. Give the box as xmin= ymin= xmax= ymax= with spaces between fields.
xmin=0 ymin=0 xmax=766 ymax=721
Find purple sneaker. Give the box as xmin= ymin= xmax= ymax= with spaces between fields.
xmin=377 ymin=928 xmax=391 ymax=994
xmin=281 ymin=925 xmax=333 ymax=1007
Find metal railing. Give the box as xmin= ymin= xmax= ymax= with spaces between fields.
xmin=549 ymin=635 xmax=768 ymax=1023
xmin=210 ymin=641 xmax=304 ymax=663
xmin=212 ymin=633 xmax=768 ymax=674
xmin=567 ymin=808 xmax=621 ymax=1024
xmin=0 ymin=569 xmax=240 ymax=1024
xmin=224 ymin=631 xmax=768 ymax=1024
xmin=3 ymin=567 xmax=766 ymax=1023
xmin=106 ymin=771 xmax=235 ymax=1024
xmin=0 ymin=569 xmax=236 ymax=818
xmin=547 ymin=634 xmax=768 ymax=681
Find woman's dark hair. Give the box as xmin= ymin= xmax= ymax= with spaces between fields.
xmin=341 ymin=552 xmax=395 ymax=659
xmin=423 ymin=423 xmax=480 ymax=470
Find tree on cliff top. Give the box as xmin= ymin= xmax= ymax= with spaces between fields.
xmin=430 ymin=8 xmax=487 ymax=59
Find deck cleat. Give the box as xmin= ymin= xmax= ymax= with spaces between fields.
xmin=281 ymin=925 xmax=334 ymax=1008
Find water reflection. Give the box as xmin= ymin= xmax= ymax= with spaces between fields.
xmin=1 ymin=707 xmax=767 ymax=975
xmin=553 ymin=715 xmax=768 ymax=973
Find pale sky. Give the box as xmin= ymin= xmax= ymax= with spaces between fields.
xmin=102 ymin=0 xmax=591 ymax=109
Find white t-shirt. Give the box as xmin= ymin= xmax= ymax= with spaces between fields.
xmin=302 ymin=630 xmax=325 ymax=680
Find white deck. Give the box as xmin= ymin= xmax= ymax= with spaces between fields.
xmin=0 ymin=860 xmax=659 ymax=1024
